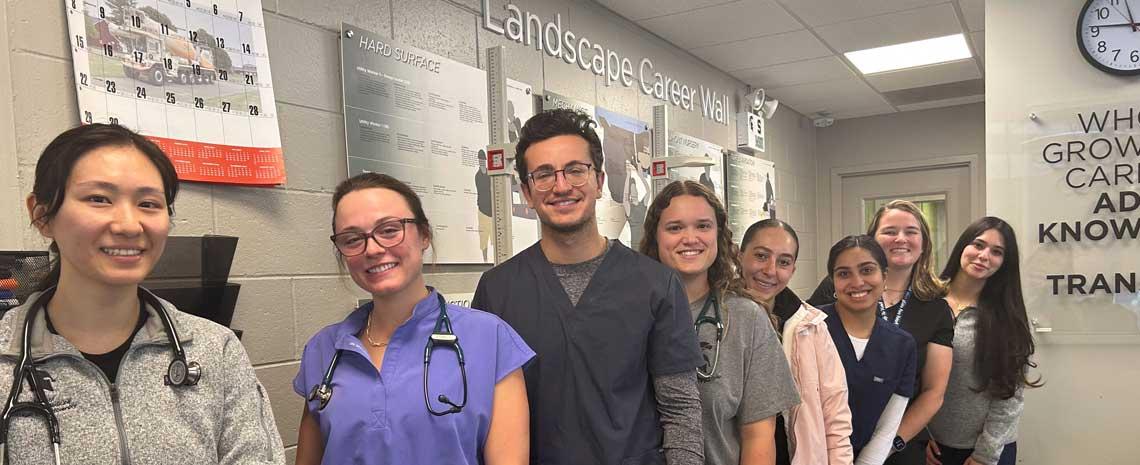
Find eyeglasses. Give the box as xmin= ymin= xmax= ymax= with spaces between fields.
xmin=330 ymin=218 xmax=418 ymax=256
xmin=527 ymin=163 xmax=594 ymax=192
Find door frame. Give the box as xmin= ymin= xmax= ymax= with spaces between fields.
xmin=829 ymin=154 xmax=982 ymax=241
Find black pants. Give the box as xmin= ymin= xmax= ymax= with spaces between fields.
xmin=934 ymin=442 xmax=1017 ymax=465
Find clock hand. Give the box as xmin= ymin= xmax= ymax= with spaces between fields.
xmin=1127 ymin=0 xmax=1138 ymax=32
xmin=1110 ymin=3 xmax=1136 ymax=30
xmin=1089 ymin=22 xmax=1140 ymax=27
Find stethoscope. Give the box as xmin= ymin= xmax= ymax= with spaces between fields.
xmin=693 ymin=294 xmax=724 ymax=382
xmin=0 ymin=287 xmax=200 ymax=465
xmin=308 ymin=292 xmax=468 ymax=416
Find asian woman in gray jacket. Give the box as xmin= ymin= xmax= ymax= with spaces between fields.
xmin=2 ymin=124 xmax=284 ymax=465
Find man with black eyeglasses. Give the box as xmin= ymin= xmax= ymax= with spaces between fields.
xmin=472 ymin=108 xmax=704 ymax=465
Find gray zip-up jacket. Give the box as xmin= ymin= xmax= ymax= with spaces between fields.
xmin=928 ymin=307 xmax=1023 ymax=465
xmin=0 ymin=291 xmax=285 ymax=465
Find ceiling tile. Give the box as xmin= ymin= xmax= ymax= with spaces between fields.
xmin=767 ymin=77 xmax=891 ymax=116
xmin=638 ymin=1 xmax=802 ymax=50
xmin=959 ymin=0 xmax=984 ymax=32
xmin=777 ymin=0 xmax=944 ymax=27
xmin=970 ymin=30 xmax=985 ymax=67
xmin=733 ymin=56 xmax=857 ymax=88
xmin=864 ymin=59 xmax=981 ymax=92
xmin=690 ymin=29 xmax=832 ymax=71
xmin=593 ymin=0 xmax=736 ymax=22
xmin=814 ymin=3 xmax=964 ymax=53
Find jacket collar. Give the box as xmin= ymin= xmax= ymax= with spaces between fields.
xmin=0 ymin=288 xmax=194 ymax=359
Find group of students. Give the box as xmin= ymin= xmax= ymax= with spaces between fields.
xmin=1 ymin=110 xmax=1039 ymax=465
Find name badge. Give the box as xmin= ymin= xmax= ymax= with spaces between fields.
xmin=873 ymin=376 xmax=884 ymax=383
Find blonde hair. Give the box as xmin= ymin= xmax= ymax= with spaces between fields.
xmin=866 ymin=199 xmax=947 ymax=300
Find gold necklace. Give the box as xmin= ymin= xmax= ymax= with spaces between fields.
xmin=365 ymin=310 xmax=389 ymax=348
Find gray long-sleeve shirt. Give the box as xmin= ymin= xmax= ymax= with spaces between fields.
xmin=928 ymin=307 xmax=1024 ymax=465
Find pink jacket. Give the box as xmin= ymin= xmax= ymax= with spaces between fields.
xmin=781 ymin=302 xmax=854 ymax=465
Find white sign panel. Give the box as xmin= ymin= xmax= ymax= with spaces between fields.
xmin=666 ymin=132 xmax=725 ymax=203
xmin=725 ymin=152 xmax=776 ymax=236
xmin=342 ymin=24 xmax=490 ymax=263
xmin=505 ymin=80 xmax=540 ymax=254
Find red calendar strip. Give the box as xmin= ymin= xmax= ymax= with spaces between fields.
xmin=149 ymin=136 xmax=286 ymax=186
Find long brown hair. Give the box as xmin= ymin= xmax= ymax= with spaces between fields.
xmin=866 ymin=199 xmax=947 ymax=300
xmin=638 ymin=181 xmax=772 ymax=324
xmin=941 ymin=217 xmax=1042 ymax=399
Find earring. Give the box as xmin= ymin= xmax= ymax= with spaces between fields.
xmin=832 ymin=291 xmax=837 ymax=299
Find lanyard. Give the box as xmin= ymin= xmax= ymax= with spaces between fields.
xmin=878 ymin=287 xmax=911 ymax=326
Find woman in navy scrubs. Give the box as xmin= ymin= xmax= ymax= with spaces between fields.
xmin=808 ymin=201 xmax=953 ymax=464
xmin=820 ymin=235 xmax=917 ymax=465
xmin=926 ymin=217 xmax=1042 ymax=465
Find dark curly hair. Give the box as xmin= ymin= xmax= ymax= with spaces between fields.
xmin=639 ymin=181 xmax=762 ymax=319
xmin=514 ymin=108 xmax=604 ymax=184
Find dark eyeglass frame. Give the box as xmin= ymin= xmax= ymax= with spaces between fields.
xmin=527 ymin=163 xmax=595 ymax=192
xmin=330 ymin=218 xmax=419 ymax=256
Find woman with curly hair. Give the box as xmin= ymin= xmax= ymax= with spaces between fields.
xmin=640 ymin=180 xmax=799 ymax=465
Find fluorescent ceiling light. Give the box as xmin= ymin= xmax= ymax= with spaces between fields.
xmin=844 ymin=34 xmax=972 ymax=74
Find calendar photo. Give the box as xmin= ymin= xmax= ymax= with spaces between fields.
xmin=65 ymin=0 xmax=285 ymax=185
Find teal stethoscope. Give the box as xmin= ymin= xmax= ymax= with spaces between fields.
xmin=308 ymin=292 xmax=468 ymax=416
xmin=694 ymin=294 xmax=724 ymax=382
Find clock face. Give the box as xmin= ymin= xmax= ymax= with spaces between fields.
xmin=1078 ymin=0 xmax=1140 ymax=75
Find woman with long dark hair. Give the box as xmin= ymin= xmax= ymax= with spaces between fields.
xmin=640 ymin=181 xmax=799 ymax=465
xmin=926 ymin=217 xmax=1042 ymax=465
xmin=808 ymin=201 xmax=953 ymax=463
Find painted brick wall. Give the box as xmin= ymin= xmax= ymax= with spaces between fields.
xmin=0 ymin=0 xmax=820 ymax=461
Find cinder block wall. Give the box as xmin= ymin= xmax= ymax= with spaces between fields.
xmin=0 ymin=0 xmax=820 ymax=460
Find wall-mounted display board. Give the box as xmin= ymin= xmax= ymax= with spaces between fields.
xmin=989 ymin=102 xmax=1140 ymax=339
xmin=505 ymin=79 xmax=540 ymax=254
xmin=65 ymin=0 xmax=284 ymax=185
xmin=725 ymin=152 xmax=776 ymax=237
xmin=539 ymin=92 xmax=636 ymax=245
xmin=595 ymin=107 xmax=651 ymax=247
xmin=341 ymin=23 xmax=490 ymax=264
xmin=666 ymin=132 xmax=726 ymax=203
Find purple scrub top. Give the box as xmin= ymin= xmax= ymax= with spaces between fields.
xmin=293 ymin=289 xmax=535 ymax=464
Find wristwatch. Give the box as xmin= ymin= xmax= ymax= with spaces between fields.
xmin=892 ymin=435 xmax=907 ymax=452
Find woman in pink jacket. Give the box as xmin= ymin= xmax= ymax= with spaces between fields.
xmin=740 ymin=219 xmax=854 ymax=465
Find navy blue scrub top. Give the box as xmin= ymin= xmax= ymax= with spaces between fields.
xmin=472 ymin=241 xmax=702 ymax=465
xmin=820 ymin=303 xmax=917 ymax=455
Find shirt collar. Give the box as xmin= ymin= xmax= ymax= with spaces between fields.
xmin=333 ymin=288 xmax=443 ymax=351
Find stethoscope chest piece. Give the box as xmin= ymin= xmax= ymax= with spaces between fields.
xmin=164 ymin=359 xmax=202 ymax=386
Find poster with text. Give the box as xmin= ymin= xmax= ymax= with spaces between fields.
xmin=539 ymin=92 xmax=634 ymax=245
xmin=725 ymin=152 xmax=775 ymax=237
xmin=342 ymin=24 xmax=489 ymax=263
xmin=66 ymin=0 xmax=284 ymax=185
xmin=506 ymin=79 xmax=540 ymax=253
xmin=666 ymin=132 xmax=725 ymax=203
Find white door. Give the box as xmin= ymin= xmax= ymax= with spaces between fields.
xmin=832 ymin=159 xmax=977 ymax=272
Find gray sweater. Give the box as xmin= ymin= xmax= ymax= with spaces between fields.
xmin=928 ymin=307 xmax=1023 ymax=465
xmin=0 ymin=291 xmax=285 ymax=465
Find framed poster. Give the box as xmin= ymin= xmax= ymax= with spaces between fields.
xmin=725 ymin=152 xmax=775 ymax=236
xmin=65 ymin=0 xmax=284 ymax=185
xmin=342 ymin=24 xmax=490 ymax=264
xmin=666 ymin=132 xmax=725 ymax=203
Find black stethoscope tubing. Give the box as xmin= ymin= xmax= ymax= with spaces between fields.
xmin=308 ymin=292 xmax=468 ymax=416
xmin=0 ymin=287 xmax=200 ymax=465
xmin=694 ymin=294 xmax=724 ymax=382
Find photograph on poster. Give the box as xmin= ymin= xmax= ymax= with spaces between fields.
xmin=540 ymin=92 xmax=634 ymax=245
xmin=505 ymin=79 xmax=540 ymax=254
xmin=595 ymin=107 xmax=651 ymax=247
xmin=66 ymin=0 xmax=284 ymax=185
xmin=342 ymin=24 xmax=490 ymax=264
xmin=725 ymin=152 xmax=776 ymax=237
xmin=666 ymin=132 xmax=726 ymax=203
